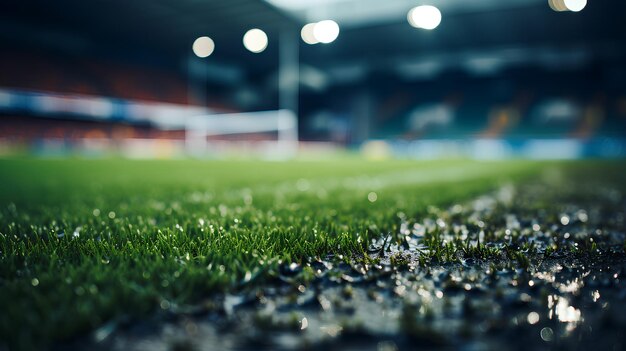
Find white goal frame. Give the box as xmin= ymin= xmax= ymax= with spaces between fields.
xmin=185 ymin=109 xmax=298 ymax=158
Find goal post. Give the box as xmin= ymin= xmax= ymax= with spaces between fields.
xmin=185 ymin=109 xmax=298 ymax=158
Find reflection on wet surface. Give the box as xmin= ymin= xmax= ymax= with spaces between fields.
xmin=85 ymin=180 xmax=626 ymax=351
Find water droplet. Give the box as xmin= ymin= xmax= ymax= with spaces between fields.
xmin=108 ymin=211 xmax=116 ymax=219
xmin=368 ymin=192 xmax=378 ymax=203
xmin=296 ymin=179 xmax=310 ymax=191
xmin=436 ymin=218 xmax=446 ymax=228
xmin=31 ymin=278 xmax=39 ymax=286
xmin=592 ymin=290 xmax=600 ymax=302
xmin=527 ymin=312 xmax=540 ymax=324
xmin=394 ymin=285 xmax=406 ymax=296
xmin=243 ymin=193 xmax=253 ymax=205
xmin=540 ymin=327 xmax=554 ymax=341
xmin=300 ymin=317 xmax=308 ymax=330
xmin=94 ymin=320 xmax=116 ymax=343
xmin=560 ymin=215 xmax=570 ymax=226
xmin=555 ymin=298 xmax=581 ymax=322
xmin=318 ymin=295 xmax=332 ymax=311
xmin=93 ymin=209 xmax=100 ymax=216
xmin=223 ymin=295 xmax=243 ymax=315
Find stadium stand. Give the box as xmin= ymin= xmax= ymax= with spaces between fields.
xmin=0 ymin=51 xmax=198 ymax=105
xmin=0 ymin=50 xmax=246 ymax=152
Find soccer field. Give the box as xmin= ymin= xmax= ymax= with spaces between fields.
xmin=1 ymin=158 xmax=625 ymax=350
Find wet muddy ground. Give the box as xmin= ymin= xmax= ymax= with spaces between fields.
xmin=76 ymin=175 xmax=626 ymax=351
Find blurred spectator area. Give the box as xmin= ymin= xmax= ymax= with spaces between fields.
xmin=0 ymin=114 xmax=184 ymax=142
xmin=0 ymin=50 xmax=232 ymax=109
xmin=0 ymin=50 xmax=248 ymax=146
xmin=301 ymin=64 xmax=626 ymax=143
xmin=0 ymin=114 xmax=275 ymax=143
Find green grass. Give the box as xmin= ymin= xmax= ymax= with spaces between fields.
xmin=0 ymin=158 xmax=544 ymax=349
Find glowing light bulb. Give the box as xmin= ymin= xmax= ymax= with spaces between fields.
xmin=301 ymin=23 xmax=319 ymax=45
xmin=408 ymin=5 xmax=442 ymax=30
xmin=564 ymin=0 xmax=586 ymax=12
xmin=313 ymin=20 xmax=340 ymax=44
xmin=192 ymin=36 xmax=215 ymax=58
xmin=243 ymin=28 xmax=268 ymax=53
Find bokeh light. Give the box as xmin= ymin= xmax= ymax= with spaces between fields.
xmin=564 ymin=0 xmax=587 ymax=12
xmin=549 ymin=0 xmax=586 ymax=12
xmin=301 ymin=23 xmax=319 ymax=45
xmin=313 ymin=20 xmax=340 ymax=44
xmin=243 ymin=28 xmax=268 ymax=53
xmin=192 ymin=36 xmax=215 ymax=58
xmin=548 ymin=0 xmax=567 ymax=12
xmin=548 ymin=0 xmax=567 ymax=11
xmin=408 ymin=5 xmax=442 ymax=30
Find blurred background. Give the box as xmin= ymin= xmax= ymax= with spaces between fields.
xmin=1 ymin=0 xmax=625 ymax=159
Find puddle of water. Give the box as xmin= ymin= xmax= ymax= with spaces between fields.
xmin=79 ymin=181 xmax=626 ymax=351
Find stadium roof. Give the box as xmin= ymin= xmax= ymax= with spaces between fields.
xmin=2 ymin=0 xmax=625 ymax=81
xmin=1 ymin=0 xmax=295 ymax=70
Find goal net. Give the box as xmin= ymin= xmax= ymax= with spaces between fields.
xmin=185 ymin=109 xmax=298 ymax=159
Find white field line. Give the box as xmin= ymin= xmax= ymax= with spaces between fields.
xmin=191 ymin=163 xmax=526 ymax=204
